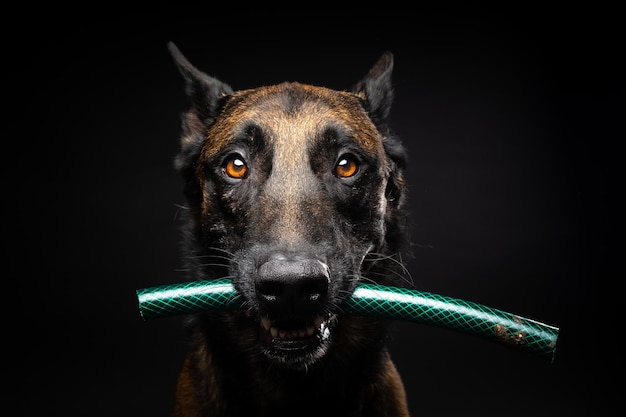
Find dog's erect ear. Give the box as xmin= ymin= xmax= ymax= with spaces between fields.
xmin=168 ymin=41 xmax=234 ymax=125
xmin=352 ymin=51 xmax=394 ymax=127
xmin=353 ymin=52 xmax=407 ymax=227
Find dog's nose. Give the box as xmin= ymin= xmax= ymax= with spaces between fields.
xmin=255 ymin=254 xmax=329 ymax=317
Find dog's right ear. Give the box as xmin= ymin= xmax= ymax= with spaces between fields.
xmin=168 ymin=41 xmax=234 ymax=126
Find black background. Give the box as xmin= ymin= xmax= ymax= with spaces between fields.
xmin=12 ymin=4 xmax=619 ymax=416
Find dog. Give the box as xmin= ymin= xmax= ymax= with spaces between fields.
xmin=167 ymin=41 xmax=413 ymax=417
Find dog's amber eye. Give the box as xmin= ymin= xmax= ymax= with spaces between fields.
xmin=223 ymin=155 xmax=248 ymax=179
xmin=335 ymin=155 xmax=359 ymax=178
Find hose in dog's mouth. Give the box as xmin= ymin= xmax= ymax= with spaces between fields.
xmin=136 ymin=278 xmax=559 ymax=363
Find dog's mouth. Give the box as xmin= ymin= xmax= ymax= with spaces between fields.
xmin=258 ymin=314 xmax=336 ymax=353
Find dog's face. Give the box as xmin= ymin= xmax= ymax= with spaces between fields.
xmin=170 ymin=43 xmax=409 ymax=370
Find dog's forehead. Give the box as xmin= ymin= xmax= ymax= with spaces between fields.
xmin=205 ymin=82 xmax=382 ymax=156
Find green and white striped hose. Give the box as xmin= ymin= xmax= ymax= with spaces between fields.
xmin=136 ymin=278 xmax=559 ymax=362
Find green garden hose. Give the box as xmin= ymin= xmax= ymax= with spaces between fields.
xmin=136 ymin=278 xmax=559 ymax=363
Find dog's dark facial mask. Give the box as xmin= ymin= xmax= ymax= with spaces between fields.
xmin=169 ymin=43 xmax=408 ymax=371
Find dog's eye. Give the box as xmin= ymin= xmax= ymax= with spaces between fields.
xmin=222 ymin=154 xmax=248 ymax=179
xmin=334 ymin=154 xmax=359 ymax=178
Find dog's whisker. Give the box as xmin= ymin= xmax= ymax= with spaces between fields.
xmin=195 ymin=262 xmax=230 ymax=269
xmin=205 ymin=246 xmax=237 ymax=257
xmin=182 ymin=247 xmax=242 ymax=273
xmin=188 ymin=255 xmax=233 ymax=264
xmin=364 ymin=252 xmax=414 ymax=286
xmin=172 ymin=204 xmax=189 ymax=223
xmin=184 ymin=254 xmax=230 ymax=261
xmin=367 ymin=267 xmax=414 ymax=288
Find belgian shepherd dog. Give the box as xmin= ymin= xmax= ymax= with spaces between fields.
xmin=167 ymin=42 xmax=412 ymax=417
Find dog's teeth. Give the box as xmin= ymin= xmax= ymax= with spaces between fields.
xmin=262 ymin=315 xmax=330 ymax=340
xmin=261 ymin=317 xmax=273 ymax=331
xmin=312 ymin=316 xmax=324 ymax=329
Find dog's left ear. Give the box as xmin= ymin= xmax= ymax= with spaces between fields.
xmin=354 ymin=52 xmax=407 ymax=216
xmin=352 ymin=51 xmax=394 ymax=127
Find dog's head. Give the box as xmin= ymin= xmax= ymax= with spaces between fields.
xmin=169 ymin=43 xmax=410 ymax=370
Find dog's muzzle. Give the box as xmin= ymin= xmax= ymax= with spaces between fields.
xmin=254 ymin=253 xmax=335 ymax=356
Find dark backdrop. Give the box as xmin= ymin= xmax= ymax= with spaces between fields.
xmin=12 ymin=4 xmax=619 ymax=416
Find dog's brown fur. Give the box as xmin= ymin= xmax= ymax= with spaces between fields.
xmin=167 ymin=42 xmax=412 ymax=417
